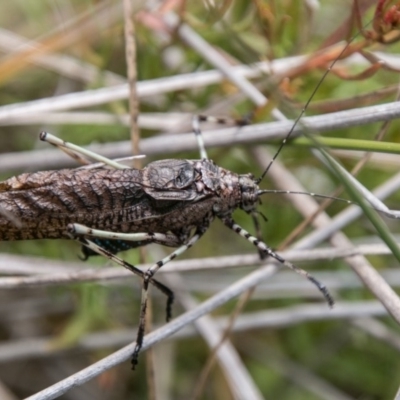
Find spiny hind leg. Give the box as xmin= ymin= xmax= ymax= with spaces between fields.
xmin=68 ymin=222 xmax=188 ymax=318
xmin=68 ymin=223 xmax=184 ymax=247
xmin=74 ymin=236 xmax=175 ymax=321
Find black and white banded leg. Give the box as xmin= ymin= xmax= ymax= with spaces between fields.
xmin=192 ymin=115 xmax=249 ymax=160
xmin=131 ymin=225 xmax=208 ymax=369
xmin=220 ymin=217 xmax=335 ymax=307
xmin=192 ymin=115 xmax=209 ymax=159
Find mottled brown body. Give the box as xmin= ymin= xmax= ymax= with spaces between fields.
xmin=0 ymin=159 xmax=258 ymax=244
xmin=0 ymin=136 xmax=334 ymax=370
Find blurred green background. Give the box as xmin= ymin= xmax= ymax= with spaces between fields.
xmin=1 ymin=1 xmax=400 ymax=399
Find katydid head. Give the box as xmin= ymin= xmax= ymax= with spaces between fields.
xmin=237 ymin=173 xmax=261 ymax=213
